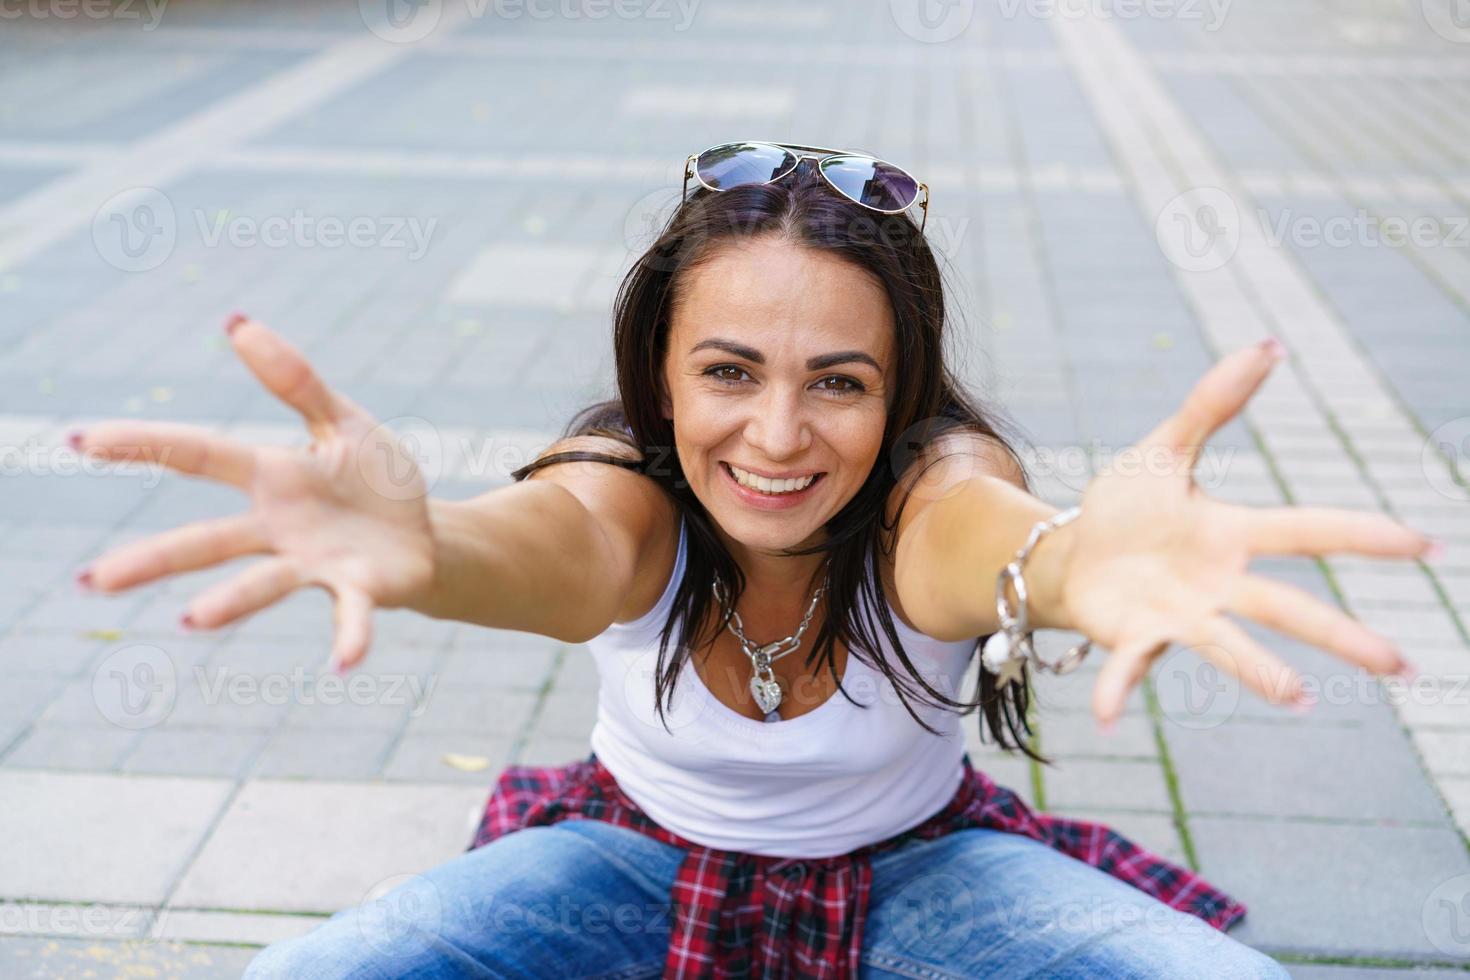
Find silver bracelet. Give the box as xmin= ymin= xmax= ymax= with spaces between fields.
xmin=981 ymin=506 xmax=1092 ymax=690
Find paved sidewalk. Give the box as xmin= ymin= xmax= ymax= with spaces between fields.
xmin=1 ymin=1 xmax=1469 ymax=976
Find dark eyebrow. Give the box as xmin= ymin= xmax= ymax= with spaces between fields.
xmin=688 ymin=338 xmax=881 ymax=373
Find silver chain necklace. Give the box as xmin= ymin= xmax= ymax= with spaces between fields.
xmin=710 ymin=561 xmax=831 ymax=721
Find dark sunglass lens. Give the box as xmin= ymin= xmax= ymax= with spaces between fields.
xmin=820 ymin=156 xmax=919 ymax=211
xmin=695 ymin=142 xmax=798 ymax=191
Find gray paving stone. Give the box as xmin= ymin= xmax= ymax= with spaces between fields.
xmin=281 ymin=693 xmax=412 ymax=732
xmin=121 ymin=729 xmax=269 ymax=779
xmin=381 ymin=731 xmax=514 ymax=784
xmin=434 ymin=643 xmax=559 ymax=690
xmin=151 ymin=909 xmax=322 ymax=947
xmin=553 ymin=647 xmax=602 ymax=690
xmin=12 ymin=593 xmax=148 ymax=633
xmin=531 ymin=687 xmax=601 ymax=741
xmin=0 ymin=674 xmax=66 ymax=752
xmin=1040 ymin=757 xmax=1174 ymax=812
xmin=249 ymin=726 xmax=396 ymax=781
xmin=161 ymin=672 xmax=295 ymax=731
xmin=1287 ymin=967 xmax=1470 ymax=979
xmin=1191 ymin=816 xmax=1470 ymax=961
xmin=515 ymin=733 xmax=594 ymax=767
xmin=2 ymin=723 xmax=140 ymax=772
xmin=1029 ymin=661 xmax=1146 ymax=715
xmin=1166 ymin=722 xmax=1448 ymax=821
xmin=1035 ymin=709 xmax=1158 ymax=758
xmin=0 ymin=632 xmax=108 ymax=677
xmin=406 ymin=685 xmax=539 ymax=736
xmin=170 ymin=780 xmax=488 ymax=913
xmin=0 ymin=771 xmax=232 ymax=904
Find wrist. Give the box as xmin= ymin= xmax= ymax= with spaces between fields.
xmin=1023 ymin=513 xmax=1077 ymax=631
xmin=408 ymin=499 xmax=455 ymax=619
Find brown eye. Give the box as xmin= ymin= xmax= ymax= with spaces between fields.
xmin=704 ymin=365 xmax=748 ymax=385
xmin=817 ymin=375 xmax=865 ymax=395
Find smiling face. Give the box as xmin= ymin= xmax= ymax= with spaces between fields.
xmin=661 ymin=235 xmax=896 ymax=558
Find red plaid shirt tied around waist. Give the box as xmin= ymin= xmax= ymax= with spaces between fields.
xmin=468 ymin=752 xmax=1245 ymax=979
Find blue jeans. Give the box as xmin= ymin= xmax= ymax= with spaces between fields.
xmin=243 ymin=819 xmax=1288 ymax=979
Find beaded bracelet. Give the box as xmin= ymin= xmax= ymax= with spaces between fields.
xmin=980 ymin=506 xmax=1092 ymax=690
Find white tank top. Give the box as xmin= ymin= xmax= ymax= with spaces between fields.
xmin=585 ymin=514 xmax=979 ymax=858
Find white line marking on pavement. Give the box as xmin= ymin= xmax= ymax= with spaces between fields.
xmin=0 ymin=3 xmax=478 ymax=273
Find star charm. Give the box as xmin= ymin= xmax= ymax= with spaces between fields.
xmin=994 ymin=653 xmax=1028 ymax=690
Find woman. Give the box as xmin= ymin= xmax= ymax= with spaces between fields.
xmin=73 ymin=143 xmax=1426 ymax=978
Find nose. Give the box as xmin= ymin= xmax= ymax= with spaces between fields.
xmin=743 ymin=385 xmax=811 ymax=461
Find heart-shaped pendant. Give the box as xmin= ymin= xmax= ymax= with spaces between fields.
xmin=750 ymin=675 xmax=783 ymax=715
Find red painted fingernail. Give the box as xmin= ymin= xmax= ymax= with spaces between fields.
xmin=1258 ymin=337 xmax=1286 ymax=361
xmin=66 ymin=430 xmax=84 ymax=451
xmin=75 ymin=568 xmax=93 ymax=591
xmin=180 ymin=612 xmax=195 ymax=631
xmin=224 ymin=312 xmax=248 ymax=335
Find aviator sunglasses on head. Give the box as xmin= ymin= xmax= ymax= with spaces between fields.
xmin=682 ymin=140 xmax=930 ymax=232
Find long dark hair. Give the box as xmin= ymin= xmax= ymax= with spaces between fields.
xmin=512 ymin=158 xmax=1047 ymax=762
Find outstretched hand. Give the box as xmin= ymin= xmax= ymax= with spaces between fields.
xmin=72 ymin=316 xmax=437 ymax=672
xmin=1053 ymin=338 xmax=1434 ymax=729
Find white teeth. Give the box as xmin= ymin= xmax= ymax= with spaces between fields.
xmin=729 ymin=464 xmax=817 ymax=495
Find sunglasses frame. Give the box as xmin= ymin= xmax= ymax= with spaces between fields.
xmin=682 ymin=140 xmax=930 ymax=232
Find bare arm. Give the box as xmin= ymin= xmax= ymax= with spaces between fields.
xmin=892 ymin=343 xmax=1431 ymax=729
xmin=412 ymin=480 xmax=630 ymax=644
xmin=893 ymin=473 xmax=1072 ymax=642
xmin=410 ymin=432 xmax=671 ymax=643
